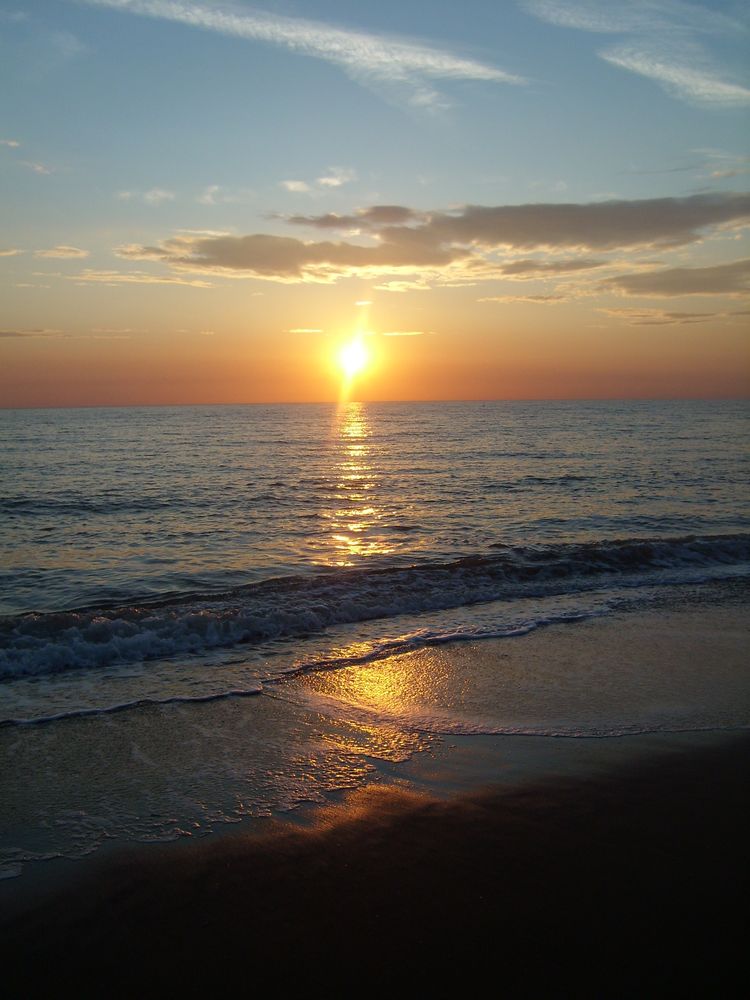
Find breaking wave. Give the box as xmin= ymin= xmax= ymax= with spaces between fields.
xmin=2 ymin=533 xmax=748 ymax=680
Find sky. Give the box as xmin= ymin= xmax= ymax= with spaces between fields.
xmin=1 ymin=0 xmax=749 ymax=406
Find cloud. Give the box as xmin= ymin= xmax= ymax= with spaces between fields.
xmin=601 ymin=45 xmax=750 ymax=107
xmin=0 ymin=139 xmax=20 ymax=148
xmin=21 ymin=161 xmax=52 ymax=174
xmin=82 ymin=0 xmax=524 ymax=109
xmin=711 ymin=169 xmax=750 ymax=179
xmin=374 ymin=280 xmax=432 ymax=292
xmin=316 ymin=167 xmax=356 ymax=188
xmin=418 ymin=193 xmax=750 ymax=251
xmin=290 ymin=193 xmax=750 ymax=251
xmin=600 ymin=307 xmax=737 ymax=325
xmin=497 ymin=257 xmax=606 ymax=276
xmin=381 ymin=330 xmax=428 ymax=336
xmin=521 ymin=1 xmax=745 ymax=36
xmin=280 ymin=180 xmax=311 ymax=193
xmin=522 ymin=0 xmax=750 ymax=107
xmin=196 ymin=184 xmax=254 ymax=205
xmin=197 ymin=185 xmax=222 ymax=205
xmin=34 ymin=246 xmax=89 ymax=259
xmin=603 ymin=258 xmax=750 ymax=297
xmin=112 ymin=194 xmax=750 ymax=286
xmin=479 ymin=293 xmax=567 ymax=303
xmin=0 ymin=328 xmax=63 ymax=338
xmin=289 ymin=206 xmax=424 ymax=229
xmin=69 ymin=269 xmax=214 ymax=287
xmin=288 ymin=327 xmax=323 ymax=333
xmin=115 ymin=230 xmax=462 ymax=280
xmin=0 ymin=248 xmax=23 ymax=256
xmin=92 ymin=327 xmax=141 ymax=333
xmin=143 ymin=188 xmax=175 ymax=205
xmin=280 ymin=169 xmax=358 ymax=195
xmin=118 ymin=188 xmax=175 ymax=204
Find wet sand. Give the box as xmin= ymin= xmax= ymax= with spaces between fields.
xmin=2 ymin=730 xmax=747 ymax=995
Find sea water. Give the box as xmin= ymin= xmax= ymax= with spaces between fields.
xmin=1 ymin=400 xmax=748 ymax=876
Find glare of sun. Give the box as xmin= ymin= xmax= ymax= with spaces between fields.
xmin=339 ymin=339 xmax=369 ymax=378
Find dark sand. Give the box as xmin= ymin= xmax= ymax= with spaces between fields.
xmin=3 ymin=732 xmax=748 ymax=996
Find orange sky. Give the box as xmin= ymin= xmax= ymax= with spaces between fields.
xmin=2 ymin=1 xmax=749 ymax=406
xmin=2 ymin=309 xmax=748 ymax=407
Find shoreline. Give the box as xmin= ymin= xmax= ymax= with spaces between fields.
xmin=2 ymin=593 xmax=748 ymax=992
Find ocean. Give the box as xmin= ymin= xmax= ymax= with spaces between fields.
xmin=1 ymin=399 xmax=749 ymax=878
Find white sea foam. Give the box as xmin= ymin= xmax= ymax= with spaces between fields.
xmin=1 ymin=534 xmax=747 ymax=683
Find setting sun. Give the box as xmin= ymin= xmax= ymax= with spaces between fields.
xmin=339 ymin=339 xmax=370 ymax=379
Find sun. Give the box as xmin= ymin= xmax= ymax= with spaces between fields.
xmin=339 ymin=339 xmax=369 ymax=379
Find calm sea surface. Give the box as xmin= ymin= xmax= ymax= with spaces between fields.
xmin=1 ymin=400 xmax=748 ymax=877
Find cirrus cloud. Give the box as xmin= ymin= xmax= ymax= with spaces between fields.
xmin=523 ymin=0 xmax=750 ymax=107
xmin=81 ymin=0 xmax=524 ymax=110
xmin=34 ymin=245 xmax=89 ymax=259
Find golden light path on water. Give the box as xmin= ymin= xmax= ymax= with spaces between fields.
xmin=318 ymin=401 xmax=396 ymax=567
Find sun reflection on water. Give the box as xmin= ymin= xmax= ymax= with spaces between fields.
xmin=316 ymin=402 xmax=395 ymax=567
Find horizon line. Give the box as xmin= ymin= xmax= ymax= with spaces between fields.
xmin=2 ymin=395 xmax=748 ymax=411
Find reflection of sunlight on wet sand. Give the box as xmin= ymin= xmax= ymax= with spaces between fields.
xmin=316 ymin=402 xmax=395 ymax=567
xmin=300 ymin=644 xmax=460 ymax=727
xmin=299 ymin=606 xmax=750 ymax=737
xmin=317 ymin=713 xmax=428 ymax=764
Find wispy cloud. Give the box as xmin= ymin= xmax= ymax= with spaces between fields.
xmin=0 ymin=248 xmax=24 ymax=256
xmin=117 ymin=188 xmax=176 ymax=204
xmin=381 ymin=330 xmax=429 ymax=336
xmin=21 ymin=160 xmax=53 ymax=174
xmin=69 ymin=268 xmax=213 ymax=287
xmin=479 ymin=293 xmax=567 ymax=303
xmin=92 ymin=326 xmax=142 ymax=333
xmin=196 ymin=184 xmax=254 ymax=205
xmin=374 ymin=280 xmax=431 ymax=292
xmin=288 ymin=327 xmax=323 ymax=333
xmin=280 ymin=168 xmax=358 ymax=196
xmin=316 ymin=167 xmax=356 ymax=189
xmin=0 ymin=139 xmax=21 ymax=148
xmin=34 ymin=245 xmax=89 ymax=259
xmin=143 ymin=188 xmax=175 ymax=205
xmin=600 ymin=306 xmax=739 ymax=325
xmin=522 ymin=1 xmax=745 ymax=36
xmin=601 ymin=44 xmax=750 ymax=106
xmin=0 ymin=327 xmax=63 ymax=338
xmin=522 ymin=1 xmax=750 ymax=107
xmin=81 ymin=0 xmax=524 ymax=109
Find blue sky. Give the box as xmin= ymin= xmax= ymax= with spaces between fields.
xmin=1 ymin=1 xmax=749 ymax=403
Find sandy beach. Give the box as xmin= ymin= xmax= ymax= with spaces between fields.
xmin=3 ymin=734 xmax=748 ymax=995
xmin=3 ymin=599 xmax=748 ymax=995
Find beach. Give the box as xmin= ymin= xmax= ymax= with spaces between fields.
xmin=3 ymin=598 xmax=748 ymax=994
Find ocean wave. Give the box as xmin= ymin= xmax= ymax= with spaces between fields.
xmin=1 ymin=533 xmax=748 ymax=680
xmin=0 ymin=607 xmax=604 ymax=726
